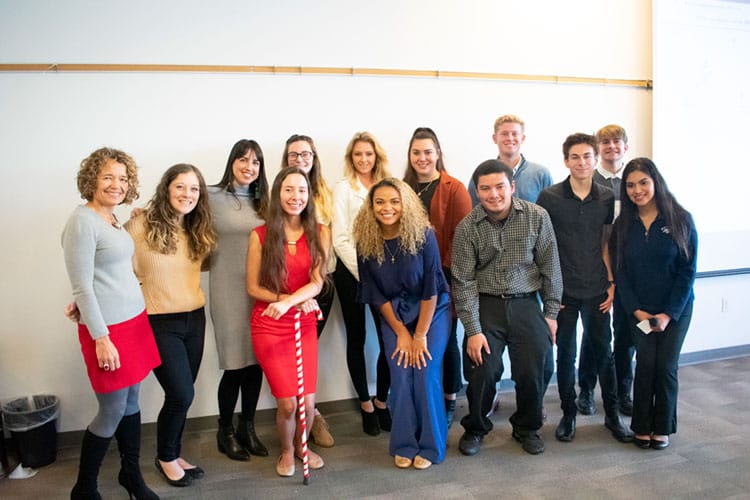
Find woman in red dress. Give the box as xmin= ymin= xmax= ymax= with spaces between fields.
xmin=246 ymin=167 xmax=330 ymax=478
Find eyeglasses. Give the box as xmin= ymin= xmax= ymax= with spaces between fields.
xmin=287 ymin=151 xmax=314 ymax=161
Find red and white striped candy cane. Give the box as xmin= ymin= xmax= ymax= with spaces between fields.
xmin=294 ymin=307 xmax=323 ymax=485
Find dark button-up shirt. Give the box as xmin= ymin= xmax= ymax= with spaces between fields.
xmin=536 ymin=177 xmax=614 ymax=300
xmin=451 ymin=198 xmax=563 ymax=336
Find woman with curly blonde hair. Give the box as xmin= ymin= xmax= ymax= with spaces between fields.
xmin=354 ymin=178 xmax=450 ymax=470
xmin=62 ymin=147 xmax=160 ymax=499
xmin=125 ymin=163 xmax=217 ymax=487
xmin=333 ymin=131 xmax=392 ymax=436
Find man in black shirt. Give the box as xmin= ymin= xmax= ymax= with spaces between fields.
xmin=536 ymin=133 xmax=633 ymax=443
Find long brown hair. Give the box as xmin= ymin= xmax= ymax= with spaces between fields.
xmin=259 ymin=167 xmax=325 ymax=293
xmin=144 ymin=163 xmax=216 ymax=261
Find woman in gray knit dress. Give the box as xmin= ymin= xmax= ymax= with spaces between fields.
xmin=208 ymin=139 xmax=270 ymax=460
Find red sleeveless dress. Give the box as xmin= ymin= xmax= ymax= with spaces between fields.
xmin=251 ymin=225 xmax=318 ymax=398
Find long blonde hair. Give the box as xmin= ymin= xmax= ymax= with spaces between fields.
xmin=353 ymin=178 xmax=430 ymax=264
xmin=343 ymin=131 xmax=390 ymax=189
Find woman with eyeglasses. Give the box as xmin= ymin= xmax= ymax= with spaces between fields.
xmin=403 ymin=127 xmax=472 ymax=427
xmin=208 ymin=140 xmax=270 ymax=462
xmin=280 ymin=134 xmax=336 ymax=447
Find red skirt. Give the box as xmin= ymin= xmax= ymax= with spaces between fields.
xmin=78 ymin=310 xmax=161 ymax=394
xmin=251 ymin=307 xmax=318 ymax=398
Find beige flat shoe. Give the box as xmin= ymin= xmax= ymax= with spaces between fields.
xmin=413 ymin=455 xmax=432 ymax=470
xmin=296 ymin=449 xmax=325 ymax=470
xmin=276 ymin=456 xmax=295 ymax=477
xmin=394 ymin=455 xmax=413 ymax=468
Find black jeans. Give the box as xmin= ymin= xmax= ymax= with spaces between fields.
xmin=333 ymin=259 xmax=390 ymax=402
xmin=556 ymin=293 xmax=617 ymax=416
xmin=461 ymin=295 xmax=551 ymax=436
xmin=578 ymin=292 xmax=634 ymax=398
xmin=631 ymin=301 xmax=693 ymax=436
xmin=150 ymin=308 xmax=205 ymax=461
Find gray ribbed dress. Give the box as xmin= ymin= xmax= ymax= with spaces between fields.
xmin=207 ymin=186 xmax=264 ymax=369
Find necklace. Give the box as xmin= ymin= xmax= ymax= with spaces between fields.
xmin=383 ymin=239 xmax=397 ymax=264
xmin=416 ymin=178 xmax=438 ymax=197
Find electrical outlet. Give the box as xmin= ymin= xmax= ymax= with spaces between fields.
xmin=721 ymin=298 xmax=729 ymax=313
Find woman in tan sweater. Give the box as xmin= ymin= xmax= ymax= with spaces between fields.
xmin=126 ymin=164 xmax=216 ymax=488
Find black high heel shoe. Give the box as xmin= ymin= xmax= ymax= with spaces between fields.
xmin=154 ymin=457 xmax=192 ymax=487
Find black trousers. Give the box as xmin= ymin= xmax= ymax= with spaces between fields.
xmin=441 ymin=267 xmax=463 ymax=395
xmin=578 ymin=292 xmax=634 ymax=398
xmin=461 ymin=295 xmax=552 ymax=436
xmin=150 ymin=308 xmax=205 ymax=461
xmin=631 ymin=301 xmax=693 ymax=436
xmin=333 ymin=259 xmax=390 ymax=402
xmin=556 ymin=293 xmax=617 ymax=416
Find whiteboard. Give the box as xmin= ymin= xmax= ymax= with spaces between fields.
xmin=653 ymin=0 xmax=750 ymax=272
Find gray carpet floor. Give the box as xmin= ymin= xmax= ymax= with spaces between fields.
xmin=1 ymin=356 xmax=748 ymax=499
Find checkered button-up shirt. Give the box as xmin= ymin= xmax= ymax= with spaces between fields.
xmin=451 ymin=197 xmax=563 ymax=336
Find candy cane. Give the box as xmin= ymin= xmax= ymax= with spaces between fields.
xmin=294 ymin=307 xmax=323 ymax=485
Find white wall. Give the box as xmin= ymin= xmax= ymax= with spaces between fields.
xmin=1 ymin=0 xmax=740 ymax=433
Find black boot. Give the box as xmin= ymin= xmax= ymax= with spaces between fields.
xmin=70 ymin=429 xmax=111 ymax=500
xmin=216 ymin=420 xmax=250 ymax=461
xmin=445 ymin=399 xmax=456 ymax=429
xmin=115 ymin=412 xmax=159 ymax=500
xmin=236 ymin=415 xmax=269 ymax=457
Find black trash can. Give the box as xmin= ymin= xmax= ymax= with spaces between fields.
xmin=2 ymin=395 xmax=59 ymax=468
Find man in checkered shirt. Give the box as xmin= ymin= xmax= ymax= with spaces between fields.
xmin=452 ymin=159 xmax=562 ymax=456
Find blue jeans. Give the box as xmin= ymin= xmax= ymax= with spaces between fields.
xmin=150 ymin=308 xmax=205 ymax=461
xmin=556 ymin=293 xmax=617 ymax=416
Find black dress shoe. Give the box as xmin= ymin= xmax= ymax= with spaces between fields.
xmin=184 ymin=465 xmax=205 ymax=479
xmin=360 ymin=408 xmax=380 ymax=436
xmin=650 ymin=437 xmax=669 ymax=450
xmin=619 ymin=395 xmax=633 ymax=416
xmin=458 ymin=432 xmax=483 ymax=456
xmin=555 ymin=415 xmax=576 ymax=442
xmin=513 ymin=430 xmax=545 ymax=455
xmin=633 ymin=436 xmax=651 ymax=449
xmin=155 ymin=457 xmax=192 ymax=487
xmin=576 ymin=390 xmax=596 ymax=416
xmin=604 ymin=413 xmax=634 ymax=443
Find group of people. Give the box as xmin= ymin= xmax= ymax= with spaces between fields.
xmin=61 ymin=115 xmax=697 ymax=497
